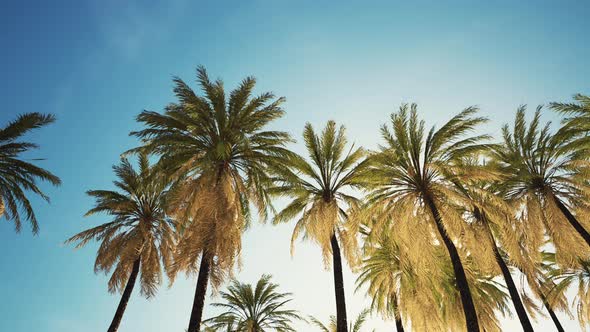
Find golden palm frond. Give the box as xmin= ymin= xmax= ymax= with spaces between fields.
xmin=67 ymin=154 xmax=175 ymax=297
xmin=272 ymin=120 xmax=367 ymax=269
xmin=130 ymin=66 xmax=293 ymax=293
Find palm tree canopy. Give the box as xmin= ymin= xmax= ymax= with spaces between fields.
xmin=272 ymin=120 xmax=366 ymax=266
xmin=130 ymin=66 xmax=293 ymax=287
xmin=356 ymin=219 xmax=510 ymax=332
xmin=363 ymin=103 xmax=491 ymax=236
xmin=0 ymin=112 xmax=61 ymax=233
xmin=356 ymin=226 xmax=408 ymax=316
xmin=309 ymin=309 xmax=372 ymax=332
xmin=490 ymin=106 xmax=590 ymax=266
xmin=203 ymin=275 xmax=303 ymax=332
xmin=67 ymin=154 xmax=175 ymax=297
xmin=361 ymin=104 xmax=494 ymax=276
xmin=551 ymin=94 xmax=590 ymax=134
xmin=361 ymin=104 xmax=498 ymax=331
xmin=444 ymin=157 xmax=529 ymax=275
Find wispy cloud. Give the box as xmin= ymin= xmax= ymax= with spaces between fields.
xmin=94 ymin=0 xmax=189 ymax=60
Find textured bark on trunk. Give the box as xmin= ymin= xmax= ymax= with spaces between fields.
xmin=330 ymin=233 xmax=348 ymax=332
xmin=424 ymin=195 xmax=480 ymax=332
xmin=392 ymin=296 xmax=404 ymax=332
xmin=488 ymin=232 xmax=534 ymax=332
xmin=107 ymin=257 xmax=141 ymax=332
xmin=187 ymin=251 xmax=211 ymax=332
xmin=554 ymin=197 xmax=590 ymax=248
xmin=542 ymin=297 xmax=564 ymax=332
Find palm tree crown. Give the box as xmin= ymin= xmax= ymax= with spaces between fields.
xmin=272 ymin=120 xmax=366 ymax=332
xmin=551 ymin=94 xmax=590 ymax=134
xmin=130 ymin=66 xmax=292 ymax=332
xmin=68 ymin=154 xmax=175 ymax=297
xmin=203 ymin=275 xmax=303 ymax=332
xmin=364 ymin=103 xmax=491 ymax=332
xmin=273 ymin=120 xmax=365 ymax=264
xmin=0 ymin=112 xmax=61 ymax=233
xmin=490 ymin=106 xmax=590 ymax=266
xmin=309 ymin=309 xmax=372 ymax=332
xmin=356 ymin=230 xmax=406 ymax=332
xmin=67 ymin=154 xmax=175 ymax=332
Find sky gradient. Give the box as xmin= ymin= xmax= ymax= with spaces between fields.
xmin=1 ymin=0 xmax=589 ymax=331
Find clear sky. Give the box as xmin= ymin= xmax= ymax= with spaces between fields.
xmin=1 ymin=0 xmax=589 ymax=331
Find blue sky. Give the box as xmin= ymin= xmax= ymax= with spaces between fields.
xmin=1 ymin=0 xmax=589 ymax=331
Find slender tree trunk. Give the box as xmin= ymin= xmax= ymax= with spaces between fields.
xmin=554 ymin=197 xmax=590 ymax=248
xmin=542 ymin=296 xmax=564 ymax=332
xmin=486 ymin=229 xmax=534 ymax=332
xmin=392 ymin=296 xmax=404 ymax=332
xmin=107 ymin=258 xmax=141 ymax=332
xmin=424 ymin=195 xmax=480 ymax=332
xmin=330 ymin=233 xmax=348 ymax=332
xmin=187 ymin=250 xmax=212 ymax=332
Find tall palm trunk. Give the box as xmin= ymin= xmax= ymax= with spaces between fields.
xmin=424 ymin=195 xmax=479 ymax=332
xmin=107 ymin=257 xmax=141 ymax=332
xmin=541 ymin=295 xmax=564 ymax=332
xmin=554 ymin=197 xmax=590 ymax=248
xmin=392 ymin=296 xmax=404 ymax=332
xmin=488 ymin=234 xmax=534 ymax=331
xmin=330 ymin=233 xmax=348 ymax=332
xmin=187 ymin=250 xmax=211 ymax=332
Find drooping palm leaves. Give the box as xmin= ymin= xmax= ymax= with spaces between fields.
xmin=67 ymin=154 xmax=175 ymax=332
xmin=356 ymin=213 xmax=452 ymax=332
xmin=357 ymin=217 xmax=510 ymax=332
xmin=0 ymin=112 xmax=61 ymax=233
xmin=549 ymin=258 xmax=590 ymax=330
xmin=363 ymin=103 xmax=492 ymax=331
xmin=272 ymin=121 xmax=367 ymax=332
xmin=490 ymin=106 xmax=590 ymax=267
xmin=355 ymin=229 xmax=406 ymax=332
xmin=130 ymin=66 xmax=292 ymax=332
xmin=524 ymin=251 xmax=570 ymax=332
xmin=203 ymin=275 xmax=303 ymax=331
xmin=437 ymin=251 xmax=511 ymax=332
xmin=445 ymin=158 xmax=535 ymax=331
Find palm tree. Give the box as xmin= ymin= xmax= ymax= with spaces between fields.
xmin=448 ymin=159 xmax=535 ymax=331
xmin=364 ymin=104 xmax=491 ymax=331
xmin=355 ymin=212 xmax=450 ymax=332
xmin=357 ymin=217 xmax=510 ymax=332
xmin=490 ymin=106 xmax=590 ymax=266
xmin=356 ymin=231 xmax=405 ymax=332
xmin=0 ymin=112 xmax=60 ymax=233
xmin=548 ymin=257 xmax=590 ymax=330
xmin=272 ymin=121 xmax=367 ymax=332
xmin=531 ymin=252 xmax=569 ymax=332
xmin=437 ymin=251 xmax=511 ymax=332
xmin=309 ymin=309 xmax=372 ymax=332
xmin=67 ymin=154 xmax=175 ymax=332
xmin=203 ymin=274 xmax=303 ymax=331
xmin=130 ymin=66 xmax=292 ymax=332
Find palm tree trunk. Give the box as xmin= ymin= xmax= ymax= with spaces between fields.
xmin=392 ymin=296 xmax=404 ymax=332
xmin=424 ymin=195 xmax=479 ymax=332
xmin=488 ymin=233 xmax=534 ymax=332
xmin=107 ymin=257 xmax=141 ymax=332
xmin=187 ymin=250 xmax=212 ymax=332
xmin=542 ymin=296 xmax=564 ymax=332
xmin=330 ymin=233 xmax=348 ymax=332
xmin=554 ymin=197 xmax=590 ymax=248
